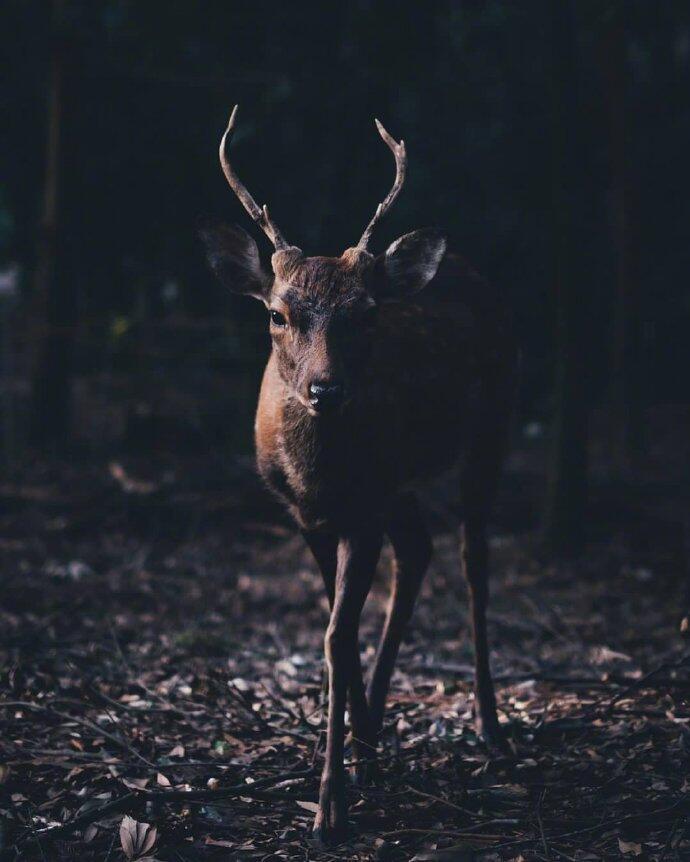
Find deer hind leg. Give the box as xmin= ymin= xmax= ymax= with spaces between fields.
xmin=461 ymin=402 xmax=510 ymax=749
xmin=303 ymin=531 xmax=375 ymax=769
xmin=460 ymin=515 xmax=504 ymax=747
xmin=367 ymin=494 xmax=432 ymax=739
xmin=308 ymin=529 xmax=382 ymax=845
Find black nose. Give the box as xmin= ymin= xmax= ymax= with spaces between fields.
xmin=308 ymin=380 xmax=344 ymax=412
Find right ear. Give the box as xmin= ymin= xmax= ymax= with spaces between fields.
xmin=199 ymin=223 xmax=270 ymax=301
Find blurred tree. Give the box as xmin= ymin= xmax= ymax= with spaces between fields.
xmin=0 ymin=0 xmax=687 ymax=483
xmin=598 ymin=5 xmax=645 ymax=475
xmin=29 ymin=0 xmax=72 ymax=444
xmin=543 ymin=0 xmax=588 ymax=555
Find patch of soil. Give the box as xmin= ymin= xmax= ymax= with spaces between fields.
xmin=0 ymin=457 xmax=689 ymax=860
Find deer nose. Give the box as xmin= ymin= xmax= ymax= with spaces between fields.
xmin=308 ymin=380 xmax=344 ymax=412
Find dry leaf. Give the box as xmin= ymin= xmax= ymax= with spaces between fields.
xmin=295 ymin=800 xmax=320 ymax=813
xmin=120 ymin=815 xmax=158 ymax=860
xmin=618 ymin=838 xmax=643 ymax=856
xmin=122 ymin=777 xmax=149 ymax=790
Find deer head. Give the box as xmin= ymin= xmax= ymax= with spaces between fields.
xmin=201 ymin=107 xmax=447 ymax=415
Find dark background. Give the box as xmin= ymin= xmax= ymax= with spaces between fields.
xmin=1 ymin=0 xmax=690 ymax=548
xmin=5 ymin=4 xmax=690 ymax=859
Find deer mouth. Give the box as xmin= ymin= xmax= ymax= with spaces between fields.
xmin=291 ymin=390 xmax=350 ymax=419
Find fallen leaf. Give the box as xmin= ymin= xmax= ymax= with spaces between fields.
xmin=618 ymin=838 xmax=643 ymax=856
xmin=120 ymin=815 xmax=157 ymax=860
xmin=591 ymin=646 xmax=633 ymax=665
xmin=122 ymin=777 xmax=149 ymax=790
xmin=205 ymin=836 xmax=235 ymax=847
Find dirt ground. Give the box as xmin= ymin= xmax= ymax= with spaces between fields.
xmin=1 ymin=454 xmax=689 ymax=860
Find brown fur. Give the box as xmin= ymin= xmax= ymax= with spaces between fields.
xmin=203 ymin=110 xmax=518 ymax=843
xmin=203 ymin=225 xmax=517 ymax=845
xmin=256 ymin=252 xmax=515 ymax=530
xmin=255 ymin=249 xmax=516 ymax=842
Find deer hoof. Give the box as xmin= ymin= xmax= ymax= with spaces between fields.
xmin=312 ymin=786 xmax=348 ymax=845
xmin=476 ymin=713 xmax=509 ymax=754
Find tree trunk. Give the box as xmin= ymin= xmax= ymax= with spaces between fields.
xmin=29 ymin=0 xmax=72 ymax=446
xmin=543 ymin=0 xmax=588 ymax=555
xmin=598 ymin=10 xmax=644 ymax=476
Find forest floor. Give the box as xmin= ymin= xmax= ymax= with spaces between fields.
xmin=1 ymin=454 xmax=689 ymax=861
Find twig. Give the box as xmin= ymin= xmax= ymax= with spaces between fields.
xmin=579 ymin=652 xmax=690 ymax=718
xmin=227 ymin=683 xmax=314 ymax=743
xmin=382 ymin=828 xmax=504 ymax=841
xmin=104 ymin=831 xmax=117 ymax=862
xmin=491 ymin=798 xmax=688 ymax=852
xmin=0 ymin=700 xmax=156 ymax=768
xmin=659 ymin=816 xmax=681 ymax=862
xmin=407 ymin=784 xmax=483 ymax=819
xmin=91 ymin=686 xmax=190 ymax=717
xmin=536 ymin=789 xmax=550 ymax=860
xmin=107 ymin=622 xmax=197 ymax=718
xmin=258 ymin=680 xmax=320 ymax=738
xmin=603 ymin=652 xmax=690 ymax=712
xmin=11 ymin=767 xmax=314 ymax=851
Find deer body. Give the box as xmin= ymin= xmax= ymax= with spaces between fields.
xmin=202 ymin=108 xmax=517 ymax=844
xmin=255 ymin=256 xmax=508 ymax=532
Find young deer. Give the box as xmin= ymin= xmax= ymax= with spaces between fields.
xmin=202 ymin=107 xmax=517 ymax=844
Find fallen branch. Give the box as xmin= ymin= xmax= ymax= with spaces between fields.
xmin=0 ymin=700 xmax=156 ymax=768
xmin=7 ymin=767 xmax=315 ymax=854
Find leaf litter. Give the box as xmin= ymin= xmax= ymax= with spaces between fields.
xmin=0 ymin=456 xmax=689 ymax=859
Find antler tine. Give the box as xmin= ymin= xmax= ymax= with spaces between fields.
xmin=356 ymin=118 xmax=407 ymax=250
xmin=219 ymin=105 xmax=289 ymax=250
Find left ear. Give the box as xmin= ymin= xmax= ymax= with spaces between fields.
xmin=376 ymin=228 xmax=447 ymax=299
xmin=199 ymin=222 xmax=270 ymax=301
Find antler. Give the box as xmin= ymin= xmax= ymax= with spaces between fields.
xmin=356 ymin=119 xmax=407 ymax=250
xmin=219 ymin=105 xmax=290 ymax=250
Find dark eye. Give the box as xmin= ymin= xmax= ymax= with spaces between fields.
xmin=270 ymin=310 xmax=287 ymax=327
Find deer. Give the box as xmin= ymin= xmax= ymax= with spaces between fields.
xmin=201 ymin=106 xmax=518 ymax=844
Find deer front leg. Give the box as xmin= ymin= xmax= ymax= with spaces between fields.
xmin=313 ymin=529 xmax=382 ymax=845
xmin=367 ymin=494 xmax=431 ymax=737
xmin=303 ymin=530 xmax=375 ymax=772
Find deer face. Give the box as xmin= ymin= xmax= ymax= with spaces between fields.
xmin=201 ymin=107 xmax=446 ymax=413
xmin=202 ymin=228 xmax=447 ymax=414
xmin=265 ymin=249 xmax=376 ymax=414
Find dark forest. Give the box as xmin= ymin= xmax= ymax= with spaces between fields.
xmin=1 ymin=1 xmax=690 ymax=859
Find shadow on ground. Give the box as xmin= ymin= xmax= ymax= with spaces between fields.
xmin=0 ymin=456 xmax=689 ymax=860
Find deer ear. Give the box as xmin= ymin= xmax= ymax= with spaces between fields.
xmin=377 ymin=228 xmax=447 ymax=299
xmin=200 ymin=223 xmax=269 ymax=300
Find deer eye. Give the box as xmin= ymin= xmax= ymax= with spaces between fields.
xmin=270 ymin=310 xmax=287 ymax=328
